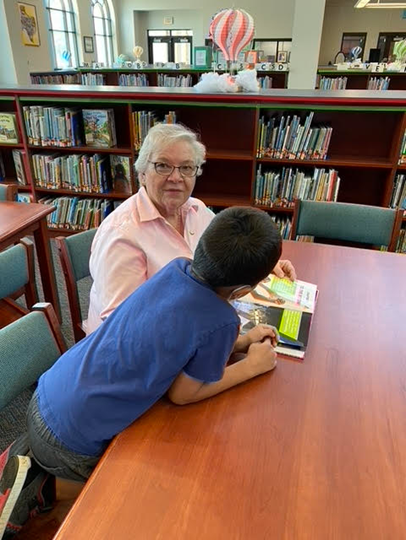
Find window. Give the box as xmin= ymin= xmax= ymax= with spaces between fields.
xmin=341 ymin=33 xmax=367 ymax=61
xmin=148 ymin=30 xmax=193 ymax=65
xmin=377 ymin=33 xmax=406 ymax=62
xmin=46 ymin=0 xmax=79 ymax=69
xmin=252 ymin=39 xmax=292 ymax=63
xmin=91 ymin=0 xmax=114 ymax=67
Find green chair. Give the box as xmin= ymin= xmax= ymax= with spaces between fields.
xmin=291 ymin=200 xmax=403 ymax=252
xmin=0 ymin=183 xmax=17 ymax=201
xmin=0 ymin=238 xmax=39 ymax=327
xmin=56 ymin=228 xmax=97 ymax=343
xmin=0 ymin=303 xmax=66 ymax=411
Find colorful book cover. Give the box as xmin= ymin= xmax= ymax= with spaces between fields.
xmin=110 ymin=155 xmax=131 ymax=194
xmin=82 ymin=109 xmax=116 ymax=148
xmin=0 ymin=113 xmax=19 ymax=144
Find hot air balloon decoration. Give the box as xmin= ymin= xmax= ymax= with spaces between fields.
xmin=394 ymin=39 xmax=406 ymax=63
xmin=60 ymin=50 xmax=71 ymax=68
xmin=350 ymin=46 xmax=362 ymax=62
xmin=133 ymin=46 xmax=144 ymax=62
xmin=209 ymin=8 xmax=255 ymax=70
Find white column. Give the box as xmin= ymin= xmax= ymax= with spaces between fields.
xmin=0 ymin=0 xmax=17 ymax=84
xmin=288 ymin=0 xmax=326 ymax=89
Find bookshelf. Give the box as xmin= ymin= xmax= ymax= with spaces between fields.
xmin=0 ymin=85 xmax=405 ymax=251
xmin=30 ymin=67 xmax=289 ymax=90
xmin=317 ymin=69 xmax=406 ymax=91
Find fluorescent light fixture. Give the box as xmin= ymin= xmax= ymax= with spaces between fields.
xmin=355 ymin=0 xmax=406 ymax=6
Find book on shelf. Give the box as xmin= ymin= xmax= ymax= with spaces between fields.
xmin=399 ymin=131 xmax=406 ymax=164
xmin=389 ymin=174 xmax=406 ymax=210
xmin=82 ymin=109 xmax=117 ymax=148
xmin=233 ymin=275 xmax=318 ymax=360
xmin=81 ymin=73 xmax=105 ymax=86
xmin=396 ymin=228 xmax=406 ymax=254
xmin=17 ymin=193 xmax=32 ymax=203
xmin=271 ymin=216 xmax=292 ymax=239
xmin=23 ymin=106 xmax=83 ymax=147
xmin=110 ymin=155 xmax=131 ymax=194
xmin=132 ymin=110 xmax=177 ymax=150
xmin=0 ymin=113 xmax=19 ymax=144
xmin=38 ymin=196 xmax=121 ymax=231
xmin=368 ymin=77 xmax=390 ymax=91
xmin=12 ymin=150 xmax=27 ymax=185
xmin=254 ymin=165 xmax=340 ymax=207
xmin=256 ymin=112 xmax=333 ymax=160
xmin=157 ymin=74 xmax=193 ymax=87
xmin=32 ymin=153 xmax=112 ymax=193
xmin=118 ymin=73 xmax=149 ymax=87
xmin=259 ymin=76 xmax=273 ymax=89
xmin=318 ymin=76 xmax=347 ymax=90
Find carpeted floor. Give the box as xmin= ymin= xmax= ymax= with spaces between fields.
xmin=0 ymin=239 xmax=92 ymax=452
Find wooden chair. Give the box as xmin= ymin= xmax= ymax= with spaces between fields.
xmin=291 ymin=200 xmax=403 ymax=252
xmin=0 ymin=238 xmax=39 ymax=328
xmin=56 ymin=228 xmax=97 ymax=342
xmin=0 ymin=303 xmax=66 ymax=411
xmin=0 ymin=183 xmax=18 ymax=201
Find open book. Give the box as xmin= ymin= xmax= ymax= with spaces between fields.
xmin=234 ymin=276 xmax=318 ymax=360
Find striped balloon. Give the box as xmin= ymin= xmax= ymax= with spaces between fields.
xmin=351 ymin=46 xmax=362 ymax=60
xmin=394 ymin=39 xmax=406 ymax=62
xmin=209 ymin=8 xmax=254 ymax=63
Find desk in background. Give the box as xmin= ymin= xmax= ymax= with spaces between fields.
xmin=54 ymin=241 xmax=406 ymax=540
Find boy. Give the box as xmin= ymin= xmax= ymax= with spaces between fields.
xmin=0 ymin=207 xmax=282 ymax=538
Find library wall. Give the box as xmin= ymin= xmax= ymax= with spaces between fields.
xmin=319 ymin=0 xmax=406 ymax=65
xmin=114 ymin=0 xmax=295 ymax=59
xmin=0 ymin=0 xmax=17 ymax=84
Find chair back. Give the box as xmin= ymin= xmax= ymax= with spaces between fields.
xmin=0 ymin=238 xmax=38 ymax=307
xmin=0 ymin=184 xmax=17 ymax=201
xmin=56 ymin=228 xmax=97 ymax=342
xmin=0 ymin=303 xmax=66 ymax=411
xmin=291 ymin=200 xmax=403 ymax=251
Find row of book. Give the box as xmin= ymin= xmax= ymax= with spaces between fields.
xmin=132 ymin=110 xmax=177 ymax=150
xmin=318 ymin=76 xmax=347 ymax=90
xmin=368 ymin=77 xmax=390 ymax=91
xmin=256 ymin=112 xmax=333 ymax=160
xmin=258 ymin=76 xmax=273 ymax=89
xmin=396 ymin=229 xmax=406 ymax=253
xmin=39 ymin=196 xmax=122 ymax=231
xmin=0 ymin=113 xmax=19 ymax=144
xmin=31 ymin=74 xmax=81 ymax=85
xmin=118 ymin=74 xmax=149 ymax=87
xmin=81 ymin=73 xmax=106 ymax=85
xmin=157 ymin=74 xmax=193 ymax=87
xmin=271 ymin=216 xmax=291 ymax=239
xmin=390 ymin=174 xmax=406 ymax=210
xmin=32 ymin=153 xmax=131 ymax=194
xmin=254 ymin=166 xmax=340 ymax=207
xmin=0 ymin=149 xmax=27 ymax=185
xmin=22 ymin=106 xmax=117 ymax=148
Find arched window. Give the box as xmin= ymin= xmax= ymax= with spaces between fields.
xmin=91 ymin=0 xmax=114 ymax=67
xmin=46 ymin=0 xmax=79 ymax=69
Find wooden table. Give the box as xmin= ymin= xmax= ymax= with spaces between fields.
xmin=54 ymin=241 xmax=406 ymax=540
xmin=0 ymin=202 xmax=60 ymax=320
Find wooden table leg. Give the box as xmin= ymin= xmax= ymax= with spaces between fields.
xmin=33 ymin=218 xmax=62 ymax=321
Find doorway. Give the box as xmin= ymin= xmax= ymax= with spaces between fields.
xmin=148 ymin=30 xmax=193 ymax=64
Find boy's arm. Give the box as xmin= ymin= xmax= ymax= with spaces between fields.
xmin=168 ymin=340 xmax=276 ymax=405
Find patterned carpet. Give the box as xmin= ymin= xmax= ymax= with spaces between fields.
xmin=0 ymin=239 xmax=92 ymax=452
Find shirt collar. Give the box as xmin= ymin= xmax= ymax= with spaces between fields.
xmin=137 ymin=186 xmax=199 ymax=223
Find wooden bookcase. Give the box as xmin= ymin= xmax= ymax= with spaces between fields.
xmin=317 ymin=69 xmax=406 ymax=91
xmin=30 ymin=68 xmax=289 ymax=89
xmin=0 ymin=85 xmax=405 ymax=249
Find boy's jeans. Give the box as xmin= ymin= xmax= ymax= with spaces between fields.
xmin=27 ymin=391 xmax=100 ymax=482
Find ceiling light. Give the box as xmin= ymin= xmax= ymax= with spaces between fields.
xmin=365 ymin=2 xmax=406 ymax=5
xmin=355 ymin=0 xmax=370 ymax=7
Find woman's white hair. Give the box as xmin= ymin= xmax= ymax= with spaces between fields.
xmin=134 ymin=123 xmax=206 ymax=177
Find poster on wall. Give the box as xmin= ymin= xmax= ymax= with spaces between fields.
xmin=18 ymin=2 xmax=40 ymax=47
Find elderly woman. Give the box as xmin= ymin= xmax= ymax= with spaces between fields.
xmin=86 ymin=123 xmax=295 ymax=334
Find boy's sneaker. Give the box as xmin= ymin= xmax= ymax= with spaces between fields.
xmin=0 ymin=456 xmax=55 ymax=539
xmin=0 ymin=436 xmax=30 ymax=478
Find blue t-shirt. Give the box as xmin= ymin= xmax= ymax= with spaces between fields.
xmin=38 ymin=258 xmax=240 ymax=456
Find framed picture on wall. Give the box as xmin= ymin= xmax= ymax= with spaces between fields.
xmin=277 ymin=51 xmax=288 ymax=63
xmin=18 ymin=2 xmax=40 ymax=47
xmin=83 ymin=36 xmax=94 ymax=54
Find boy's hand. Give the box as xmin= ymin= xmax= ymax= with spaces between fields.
xmin=245 ymin=339 xmax=277 ymax=376
xmin=245 ymin=324 xmax=279 ymax=348
xmin=272 ymin=259 xmax=297 ymax=281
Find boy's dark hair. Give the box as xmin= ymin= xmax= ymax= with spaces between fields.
xmin=192 ymin=207 xmax=282 ymax=288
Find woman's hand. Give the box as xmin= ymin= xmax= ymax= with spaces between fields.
xmin=272 ymin=259 xmax=297 ymax=281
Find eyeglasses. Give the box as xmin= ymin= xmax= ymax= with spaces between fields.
xmin=149 ymin=161 xmax=199 ymax=178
